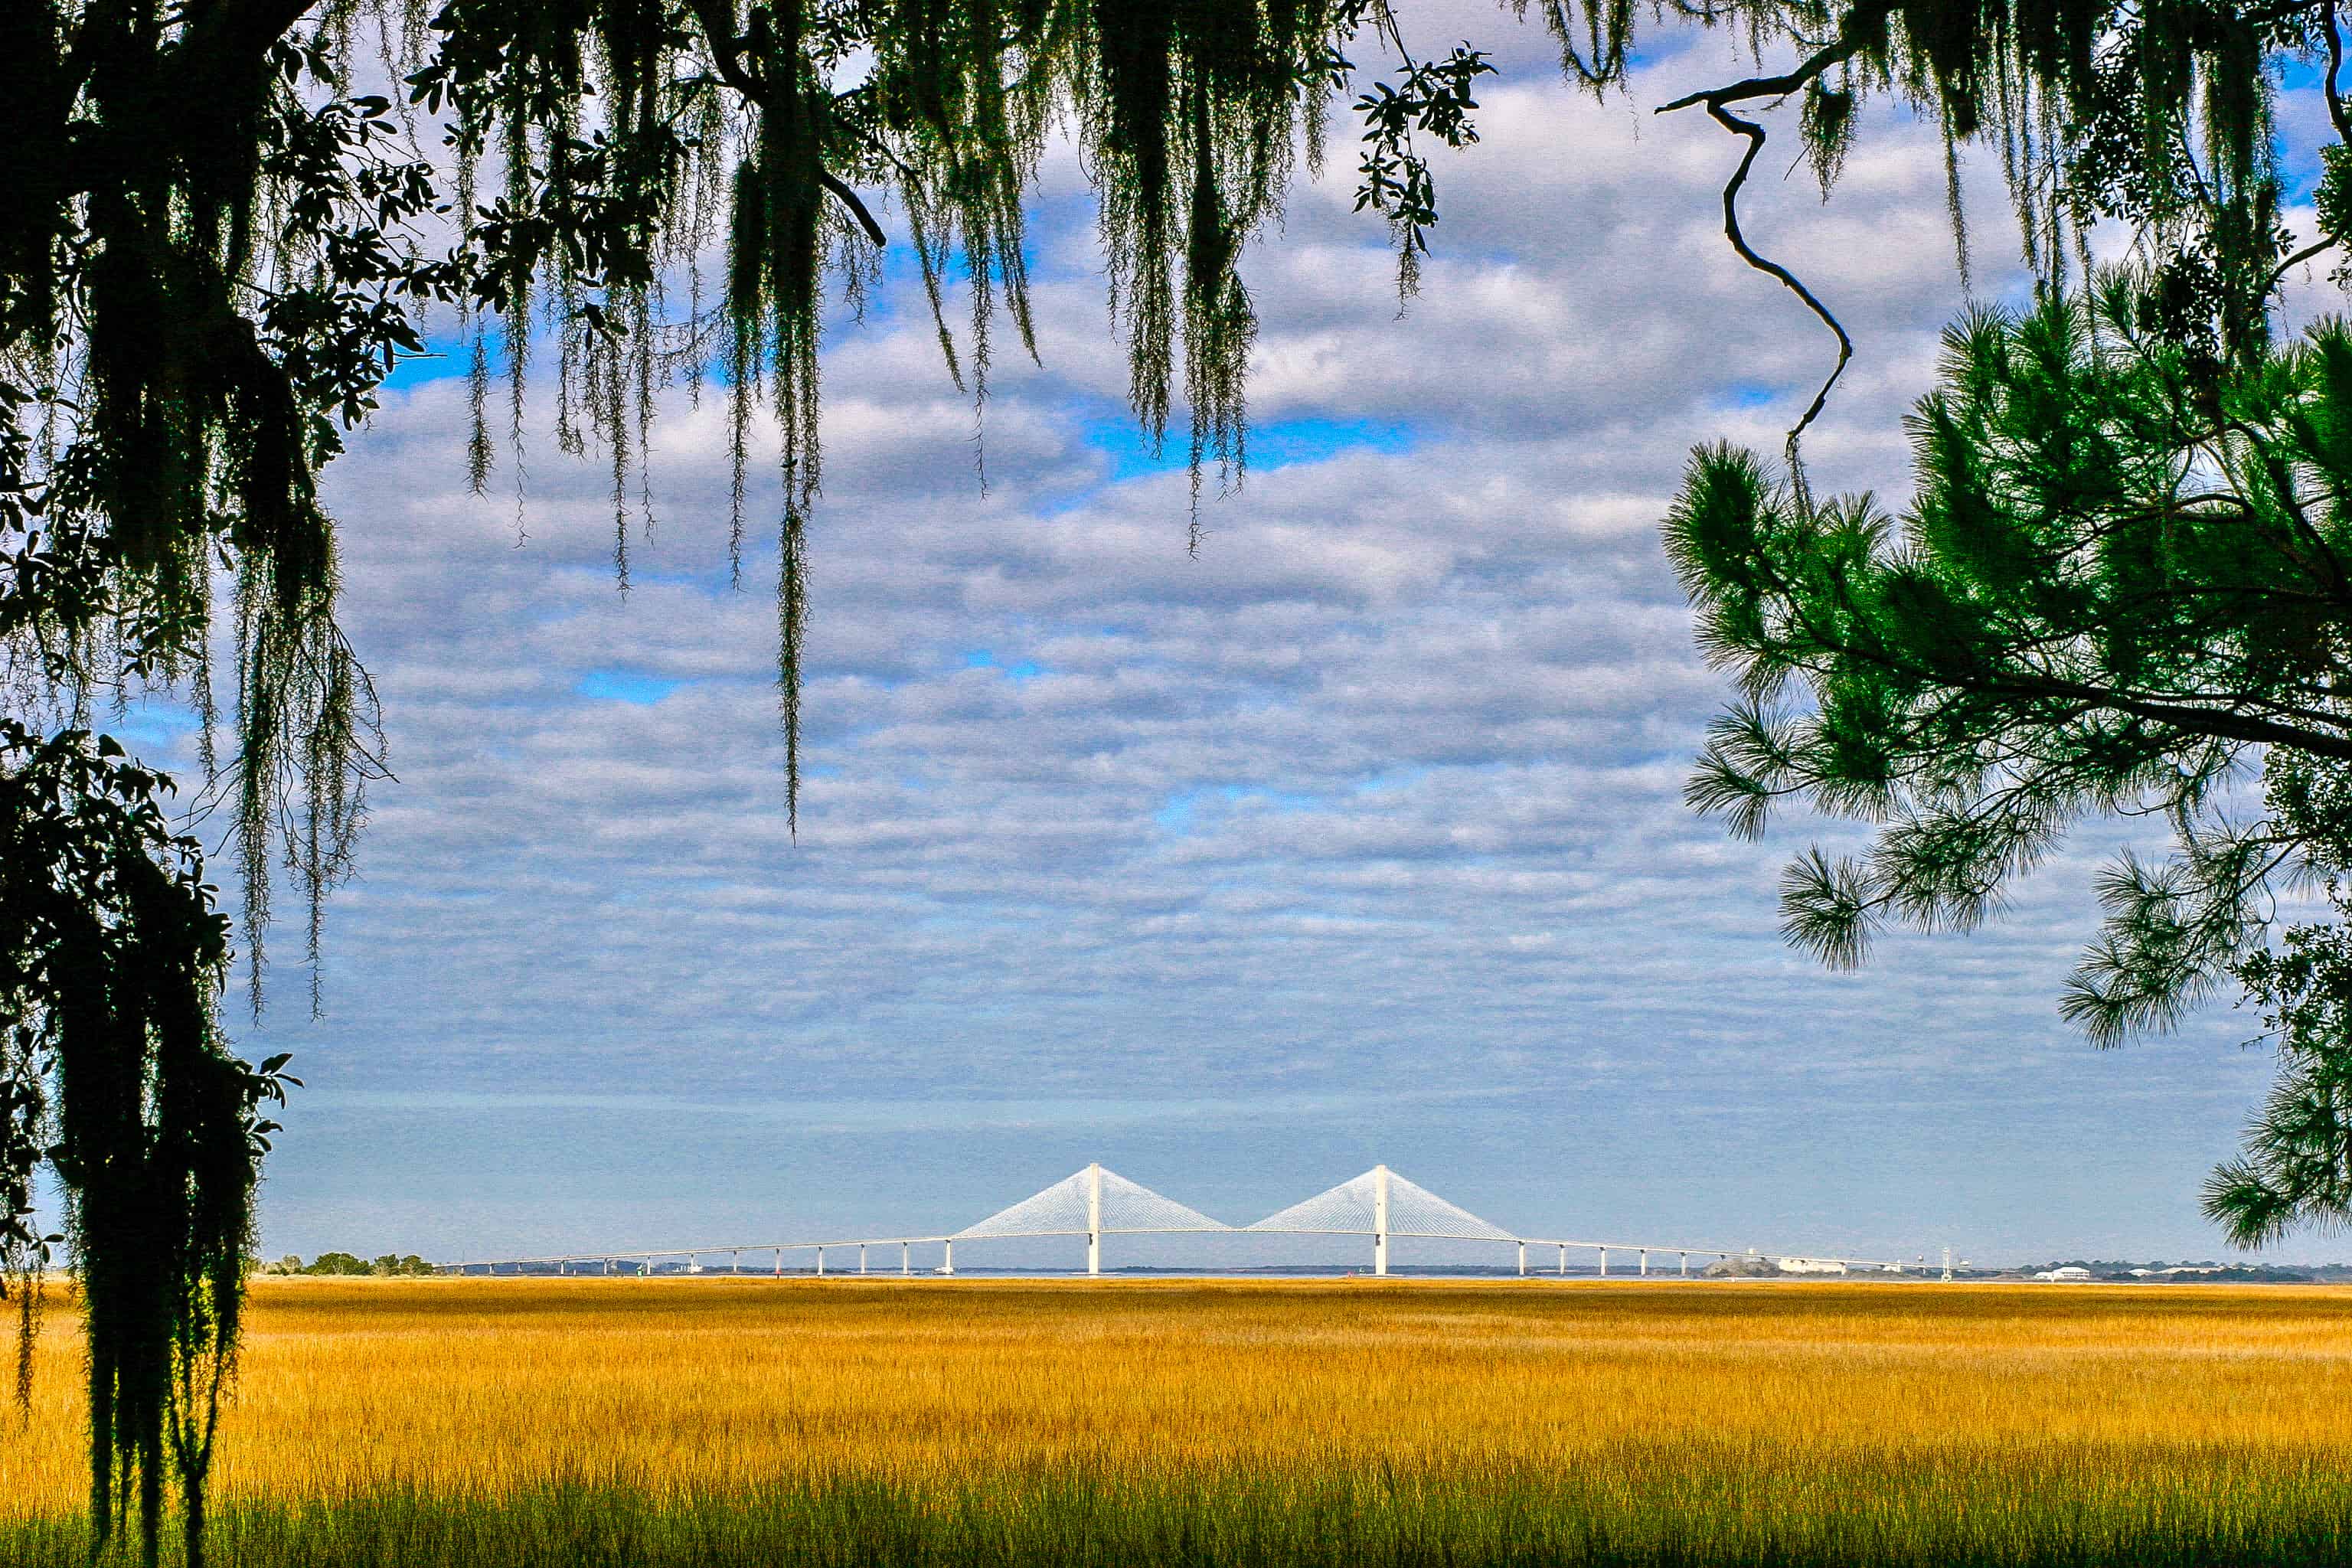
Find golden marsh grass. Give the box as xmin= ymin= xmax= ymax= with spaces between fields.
xmin=6 ymin=1277 xmax=2352 ymax=1564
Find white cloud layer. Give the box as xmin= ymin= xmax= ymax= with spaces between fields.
xmin=190 ymin=18 xmax=2332 ymax=1267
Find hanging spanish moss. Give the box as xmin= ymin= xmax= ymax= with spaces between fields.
xmin=5 ymin=0 xmax=2310 ymax=925
xmin=2 ymin=3 xmax=1486 ymax=1555
xmin=1 ymin=722 xmax=292 ymax=1568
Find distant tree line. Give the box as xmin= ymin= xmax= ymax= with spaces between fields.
xmin=256 ymin=1253 xmax=433 ymax=1278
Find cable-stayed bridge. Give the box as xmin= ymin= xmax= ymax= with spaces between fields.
xmin=446 ymin=1164 xmax=1935 ymax=1279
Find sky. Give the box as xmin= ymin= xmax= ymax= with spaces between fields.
xmin=114 ymin=7 xmax=2352 ymax=1269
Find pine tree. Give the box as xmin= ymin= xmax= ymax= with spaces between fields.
xmin=1655 ymin=8 xmax=2352 ymax=1255
xmin=1668 ymin=279 xmax=2352 ymax=1252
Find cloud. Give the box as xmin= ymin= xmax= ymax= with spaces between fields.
xmin=198 ymin=38 xmax=2319 ymax=1264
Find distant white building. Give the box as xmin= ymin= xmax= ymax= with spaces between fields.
xmin=2033 ymin=1266 xmax=2094 ymax=1282
xmin=1774 ymin=1256 xmax=1848 ymax=1275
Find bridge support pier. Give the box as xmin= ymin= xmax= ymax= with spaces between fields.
xmin=1679 ymin=1252 xmax=1688 ymax=1277
xmin=942 ymin=1240 xmax=955 ymax=1276
xmin=1373 ymin=1164 xmax=1390 ymax=1278
xmin=1088 ymin=1162 xmax=1102 ymax=1277
xmin=1599 ymin=1247 xmax=1609 ymax=1278
xmin=861 ymin=1244 xmax=868 ymax=1275
xmin=776 ymin=1248 xmax=783 ymax=1278
xmin=901 ymin=1242 xmax=910 ymax=1276
xmin=1558 ymin=1244 xmax=1566 ymax=1276
xmin=816 ymin=1246 xmax=825 ymax=1277
xmin=1517 ymin=1241 xmax=1526 ymax=1277
xmin=1640 ymin=1250 xmax=1649 ymax=1277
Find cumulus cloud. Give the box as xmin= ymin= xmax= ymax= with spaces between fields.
xmin=203 ymin=27 xmax=2321 ymax=1265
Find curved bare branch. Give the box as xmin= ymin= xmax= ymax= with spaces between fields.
xmin=1659 ymin=38 xmax=1865 ymax=507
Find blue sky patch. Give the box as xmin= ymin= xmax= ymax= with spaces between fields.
xmin=576 ymin=670 xmax=684 ymax=704
xmin=380 ymin=334 xmax=471 ymax=390
xmin=1351 ymin=766 xmax=1434 ymax=796
xmin=962 ymin=648 xmax=1044 ymax=680
xmin=1081 ymin=410 xmax=1416 ymax=482
xmin=1250 ymin=416 xmax=1416 ymax=467
xmin=1155 ymin=783 xmax=1325 ymax=836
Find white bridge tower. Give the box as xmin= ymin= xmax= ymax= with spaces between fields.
xmin=448 ymin=1161 xmax=1930 ymax=1282
xmin=1087 ymin=1161 xmax=1102 ymax=1277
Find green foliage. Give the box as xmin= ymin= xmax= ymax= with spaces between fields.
xmin=273 ymin=1251 xmax=431 ymax=1275
xmin=2203 ymin=916 xmax=2352 ymax=1246
xmin=1348 ymin=43 xmax=1498 ymax=301
xmin=2199 ymin=746 xmax=2352 ymax=1245
xmin=1668 ymin=278 xmax=2352 ymax=1248
xmin=299 ymin=1253 xmax=370 ymax=1276
xmin=0 ymin=720 xmax=296 ymax=1568
xmin=10 ymin=1465 xmax=2352 ymax=1568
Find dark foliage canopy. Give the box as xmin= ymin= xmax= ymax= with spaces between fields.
xmin=1668 ymin=285 xmax=2352 ymax=1249
xmin=0 ymin=722 xmax=292 ymax=1566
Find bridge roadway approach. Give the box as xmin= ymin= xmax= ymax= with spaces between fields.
xmin=446 ymin=1164 xmax=1936 ymax=1280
